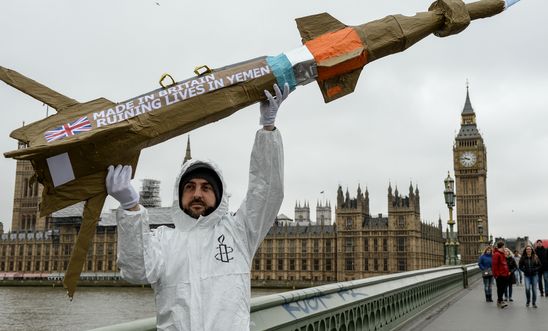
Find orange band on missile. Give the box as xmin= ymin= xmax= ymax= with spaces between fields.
xmin=326 ymin=86 xmax=343 ymax=98
xmin=305 ymin=27 xmax=367 ymax=81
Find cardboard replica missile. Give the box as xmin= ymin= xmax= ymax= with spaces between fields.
xmin=1 ymin=0 xmax=520 ymax=297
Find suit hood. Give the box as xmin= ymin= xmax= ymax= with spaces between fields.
xmin=171 ymin=159 xmax=228 ymax=231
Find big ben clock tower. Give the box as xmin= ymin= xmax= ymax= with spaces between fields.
xmin=453 ymin=85 xmax=488 ymax=264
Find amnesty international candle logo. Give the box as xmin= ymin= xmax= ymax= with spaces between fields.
xmin=215 ymin=234 xmax=234 ymax=263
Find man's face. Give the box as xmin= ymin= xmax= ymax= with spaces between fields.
xmin=181 ymin=178 xmax=217 ymax=218
xmin=536 ymin=240 xmax=542 ymax=247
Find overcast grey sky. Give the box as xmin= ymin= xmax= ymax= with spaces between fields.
xmin=1 ymin=0 xmax=546 ymax=239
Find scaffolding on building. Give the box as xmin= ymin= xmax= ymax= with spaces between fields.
xmin=139 ymin=179 xmax=161 ymax=208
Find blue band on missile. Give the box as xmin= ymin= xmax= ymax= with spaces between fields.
xmin=266 ymin=54 xmax=297 ymax=91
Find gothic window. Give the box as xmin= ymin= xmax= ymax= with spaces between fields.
xmin=313 ymin=239 xmax=319 ymax=253
xmin=325 ymin=259 xmax=332 ymax=271
xmin=313 ymin=259 xmax=320 ymax=271
xmin=289 ymin=240 xmax=296 ymax=254
xmin=254 ymin=259 xmax=260 ymax=270
xmin=374 ymin=259 xmax=378 ymax=271
xmin=398 ymin=259 xmax=406 ymax=271
xmin=277 ymin=240 xmax=284 ymax=254
xmin=266 ymin=259 xmax=272 ymax=271
xmin=277 ymin=259 xmax=283 ymax=271
xmin=364 ymin=258 xmax=369 ymax=271
xmin=345 ymin=258 xmax=354 ymax=271
xmin=383 ymin=259 xmax=388 ymax=271
xmin=325 ymin=240 xmax=331 ymax=253
xmin=398 ymin=216 xmax=405 ymax=228
xmin=290 ymin=259 xmax=295 ymax=271
xmin=301 ymin=240 xmax=307 ymax=253
xmin=397 ymin=237 xmax=405 ymax=252
xmin=345 ymin=237 xmax=354 ymax=252
xmin=23 ymin=178 xmax=28 ymax=197
xmin=374 ymin=239 xmax=378 ymax=252
xmin=302 ymin=259 xmax=307 ymax=271
xmin=35 ymin=261 xmax=40 ymax=271
xmin=363 ymin=238 xmax=369 ymax=251
xmin=383 ymin=239 xmax=388 ymax=251
xmin=345 ymin=217 xmax=353 ymax=230
xmin=88 ymin=260 xmax=93 ymax=271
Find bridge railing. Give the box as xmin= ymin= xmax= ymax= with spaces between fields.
xmin=89 ymin=264 xmax=479 ymax=331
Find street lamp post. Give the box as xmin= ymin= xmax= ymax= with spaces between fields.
xmin=444 ymin=172 xmax=460 ymax=265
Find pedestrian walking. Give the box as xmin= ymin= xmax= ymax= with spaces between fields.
xmin=513 ymin=250 xmax=523 ymax=286
xmin=504 ymin=248 xmax=517 ymax=302
xmin=534 ymin=240 xmax=546 ymax=296
xmin=519 ymin=245 xmax=542 ymax=308
xmin=478 ymin=246 xmax=494 ymax=302
xmin=492 ymin=241 xmax=510 ymax=308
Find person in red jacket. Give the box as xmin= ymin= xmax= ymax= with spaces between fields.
xmin=492 ymin=241 xmax=511 ymax=308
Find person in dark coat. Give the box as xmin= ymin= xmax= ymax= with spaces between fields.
xmin=534 ymin=240 xmax=546 ymax=296
xmin=519 ymin=245 xmax=542 ymax=308
xmin=478 ymin=246 xmax=494 ymax=302
xmin=504 ymin=248 xmax=518 ymax=302
xmin=492 ymin=241 xmax=510 ymax=308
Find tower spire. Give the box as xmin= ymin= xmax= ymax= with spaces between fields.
xmin=183 ymin=135 xmax=192 ymax=164
xmin=462 ymin=81 xmax=475 ymax=115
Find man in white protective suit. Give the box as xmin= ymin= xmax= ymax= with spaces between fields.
xmin=105 ymin=83 xmax=289 ymax=330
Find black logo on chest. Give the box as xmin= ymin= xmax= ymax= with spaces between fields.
xmin=215 ymin=234 xmax=234 ymax=263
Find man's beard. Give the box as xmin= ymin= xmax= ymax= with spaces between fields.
xmin=183 ymin=198 xmax=215 ymax=219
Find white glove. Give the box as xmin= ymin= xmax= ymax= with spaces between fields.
xmin=106 ymin=165 xmax=139 ymax=209
xmin=259 ymin=83 xmax=290 ymax=127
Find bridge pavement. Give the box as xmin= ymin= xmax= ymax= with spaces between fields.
xmin=406 ymin=278 xmax=548 ymax=331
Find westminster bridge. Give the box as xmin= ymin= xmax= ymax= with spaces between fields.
xmin=91 ymin=264 xmax=548 ymax=331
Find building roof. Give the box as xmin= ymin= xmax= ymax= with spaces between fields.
xmin=456 ymin=124 xmax=481 ymax=139
xmin=276 ymin=213 xmax=292 ymax=221
xmin=268 ymin=224 xmax=335 ymax=235
xmin=363 ymin=216 xmax=388 ymax=228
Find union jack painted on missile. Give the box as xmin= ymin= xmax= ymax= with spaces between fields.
xmin=44 ymin=116 xmax=92 ymax=142
xmin=0 ymin=0 xmax=522 ymax=298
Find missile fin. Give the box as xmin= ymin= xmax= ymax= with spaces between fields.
xmin=0 ymin=66 xmax=79 ymax=112
xmin=318 ymin=68 xmax=362 ymax=103
xmin=295 ymin=13 xmax=346 ymax=43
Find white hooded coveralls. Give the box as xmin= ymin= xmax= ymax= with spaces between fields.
xmin=116 ymin=129 xmax=283 ymax=330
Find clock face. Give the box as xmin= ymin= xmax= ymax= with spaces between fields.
xmin=460 ymin=151 xmax=477 ymax=167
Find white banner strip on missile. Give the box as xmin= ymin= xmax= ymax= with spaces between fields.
xmin=285 ymin=46 xmax=315 ymax=66
xmin=284 ymin=46 xmax=318 ymax=86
